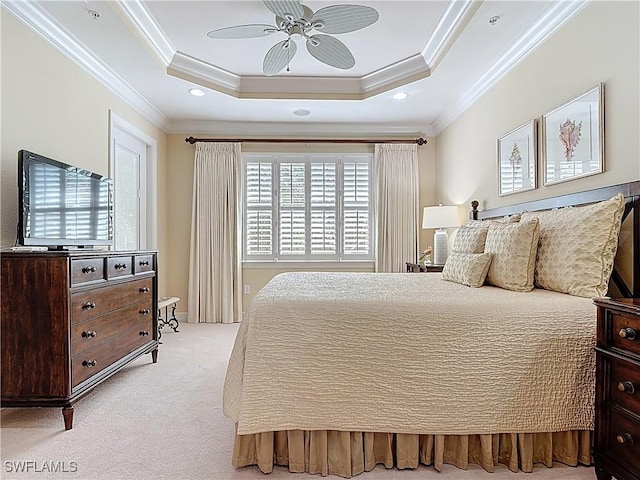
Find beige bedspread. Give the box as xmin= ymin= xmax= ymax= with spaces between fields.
xmin=223 ymin=272 xmax=596 ymax=436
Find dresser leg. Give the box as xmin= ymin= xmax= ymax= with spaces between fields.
xmin=62 ymin=406 xmax=74 ymax=430
xmin=151 ymin=348 xmax=158 ymax=363
xmin=595 ymin=467 xmax=612 ymax=480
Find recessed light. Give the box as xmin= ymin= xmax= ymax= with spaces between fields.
xmin=189 ymin=88 xmax=205 ymax=97
xmin=393 ymin=92 xmax=409 ymax=100
xmin=293 ymin=108 xmax=311 ymax=116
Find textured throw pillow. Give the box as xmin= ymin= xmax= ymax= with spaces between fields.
xmin=442 ymin=252 xmax=492 ymax=287
xmin=452 ymin=225 xmax=489 ymax=254
xmin=484 ymin=218 xmax=540 ymax=292
xmin=521 ymin=193 xmax=625 ymax=298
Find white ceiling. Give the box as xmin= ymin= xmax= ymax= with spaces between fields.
xmin=4 ymin=0 xmax=587 ymax=137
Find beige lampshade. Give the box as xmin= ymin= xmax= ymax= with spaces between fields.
xmin=422 ymin=205 xmax=460 ymax=229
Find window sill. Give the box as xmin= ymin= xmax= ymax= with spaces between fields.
xmin=242 ymin=260 xmax=374 ymax=270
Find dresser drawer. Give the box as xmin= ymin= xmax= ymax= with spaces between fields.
xmin=71 ymin=300 xmax=153 ymax=356
xmin=606 ymin=408 xmax=640 ymax=471
xmin=134 ymin=255 xmax=154 ymax=274
xmin=71 ymin=258 xmax=105 ymax=285
xmin=609 ymin=357 xmax=640 ymax=415
xmin=611 ymin=311 xmax=640 ymax=357
xmin=106 ymin=256 xmax=133 ymax=279
xmin=71 ymin=318 xmax=154 ymax=388
xmin=71 ymin=278 xmax=153 ymax=323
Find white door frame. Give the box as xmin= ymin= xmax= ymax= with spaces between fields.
xmin=109 ymin=111 xmax=158 ymax=249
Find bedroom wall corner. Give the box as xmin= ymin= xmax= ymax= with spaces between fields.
xmin=435 ymin=1 xmax=640 ymax=210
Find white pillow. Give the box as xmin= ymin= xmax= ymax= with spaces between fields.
xmin=484 ymin=219 xmax=540 ymax=292
xmin=442 ymin=252 xmax=492 ymax=288
xmin=520 ymin=193 xmax=625 ymax=298
xmin=452 ymin=226 xmax=488 ymax=254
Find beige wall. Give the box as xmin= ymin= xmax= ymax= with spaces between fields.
xmin=436 ymin=1 xmax=640 ymax=209
xmin=1 ymin=13 xmax=169 ymax=294
xmin=165 ymin=138 xmax=437 ymax=312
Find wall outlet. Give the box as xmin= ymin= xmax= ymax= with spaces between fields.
xmin=243 ymin=284 xmax=251 ymax=294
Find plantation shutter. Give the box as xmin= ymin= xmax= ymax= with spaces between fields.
xmin=343 ymin=159 xmax=371 ymax=257
xmin=310 ymin=160 xmax=337 ymax=256
xmin=279 ymin=162 xmax=306 ymax=256
xmin=245 ymin=161 xmax=273 ymax=257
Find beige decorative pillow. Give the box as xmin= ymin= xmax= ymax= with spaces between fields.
xmin=521 ymin=193 xmax=625 ymax=298
xmin=484 ymin=219 xmax=540 ymax=292
xmin=452 ymin=225 xmax=488 ymax=254
xmin=442 ymin=252 xmax=492 ymax=288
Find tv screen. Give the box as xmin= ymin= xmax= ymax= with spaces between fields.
xmin=18 ymin=150 xmax=113 ymax=248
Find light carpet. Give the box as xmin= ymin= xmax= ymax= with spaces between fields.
xmin=1 ymin=323 xmax=597 ymax=480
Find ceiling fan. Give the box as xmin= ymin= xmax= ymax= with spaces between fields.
xmin=207 ymin=1 xmax=379 ymax=76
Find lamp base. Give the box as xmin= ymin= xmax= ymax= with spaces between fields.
xmin=433 ymin=229 xmax=449 ymax=266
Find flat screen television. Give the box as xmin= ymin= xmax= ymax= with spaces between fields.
xmin=18 ymin=150 xmax=113 ymax=249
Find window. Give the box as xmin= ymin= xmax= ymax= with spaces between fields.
xmin=243 ymin=153 xmax=373 ymax=262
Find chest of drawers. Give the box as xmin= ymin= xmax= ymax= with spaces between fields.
xmin=593 ymin=298 xmax=640 ymax=480
xmin=1 ymin=250 xmax=159 ymax=430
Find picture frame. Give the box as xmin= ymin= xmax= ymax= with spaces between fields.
xmin=542 ymin=83 xmax=604 ymax=186
xmin=497 ymin=119 xmax=537 ymax=196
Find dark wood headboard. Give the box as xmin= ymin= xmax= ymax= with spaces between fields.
xmin=469 ymin=180 xmax=640 ymax=298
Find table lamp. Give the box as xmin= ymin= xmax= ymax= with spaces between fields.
xmin=421 ymin=205 xmax=460 ymax=265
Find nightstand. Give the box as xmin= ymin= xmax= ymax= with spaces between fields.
xmin=593 ymin=297 xmax=640 ymax=480
xmin=406 ymin=262 xmax=444 ymax=273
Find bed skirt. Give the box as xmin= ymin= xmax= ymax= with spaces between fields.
xmin=232 ymin=429 xmax=592 ymax=478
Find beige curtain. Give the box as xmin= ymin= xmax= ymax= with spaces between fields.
xmin=375 ymin=144 xmax=419 ymax=273
xmin=187 ymin=142 xmax=242 ymax=324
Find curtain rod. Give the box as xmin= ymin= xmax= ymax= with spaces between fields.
xmin=184 ymin=136 xmax=427 ymax=145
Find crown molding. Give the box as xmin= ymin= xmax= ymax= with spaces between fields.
xmin=421 ymin=0 xmax=480 ymax=69
xmin=361 ymin=54 xmax=429 ymax=93
xmin=168 ymin=119 xmax=434 ymax=138
xmin=2 ymin=0 xmax=170 ymax=132
xmin=431 ymin=0 xmax=589 ymax=135
xmin=114 ymin=0 xmax=174 ymax=66
xmin=168 ymin=51 xmax=241 ymax=94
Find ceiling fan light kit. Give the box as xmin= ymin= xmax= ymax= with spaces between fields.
xmin=207 ymin=0 xmax=379 ymax=76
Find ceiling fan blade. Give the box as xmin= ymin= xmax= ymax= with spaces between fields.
xmin=306 ymin=35 xmax=355 ymax=70
xmin=263 ymin=39 xmax=298 ymax=76
xmin=263 ymin=1 xmax=304 ymax=22
xmin=312 ymin=5 xmax=379 ymax=34
xmin=207 ymin=24 xmax=277 ymax=39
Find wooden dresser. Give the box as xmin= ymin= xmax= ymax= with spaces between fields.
xmin=593 ymin=297 xmax=640 ymax=480
xmin=1 ymin=250 xmax=159 ymax=430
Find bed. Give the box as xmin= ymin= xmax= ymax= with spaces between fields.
xmin=223 ymin=181 xmax=640 ymax=477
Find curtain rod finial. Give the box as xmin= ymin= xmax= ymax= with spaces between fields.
xmin=185 ymin=136 xmax=197 ymax=144
xmin=417 ymin=138 xmax=427 ymax=145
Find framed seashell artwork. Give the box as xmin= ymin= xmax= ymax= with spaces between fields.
xmin=497 ymin=119 xmax=537 ymax=196
xmin=542 ymin=83 xmax=604 ymax=186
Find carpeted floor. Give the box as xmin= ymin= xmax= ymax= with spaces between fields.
xmin=1 ymin=323 xmax=597 ymax=480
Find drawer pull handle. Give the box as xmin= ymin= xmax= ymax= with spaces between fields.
xmin=617 ymin=381 xmax=635 ymax=394
xmin=82 ymin=266 xmax=97 ymax=274
xmin=139 ymin=260 xmax=150 ymax=266
xmin=139 ymin=330 xmax=150 ymax=336
xmin=114 ymin=263 xmax=127 ymax=270
xmin=139 ymin=287 xmax=150 ymax=293
xmin=83 ymin=301 xmax=96 ymax=310
xmin=82 ymin=330 xmax=97 ymax=338
xmin=616 ymin=433 xmax=634 ymax=446
xmin=618 ymin=327 xmax=637 ymax=340
xmin=82 ymin=359 xmax=97 ymax=368
xmin=139 ymin=308 xmax=150 ymax=315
